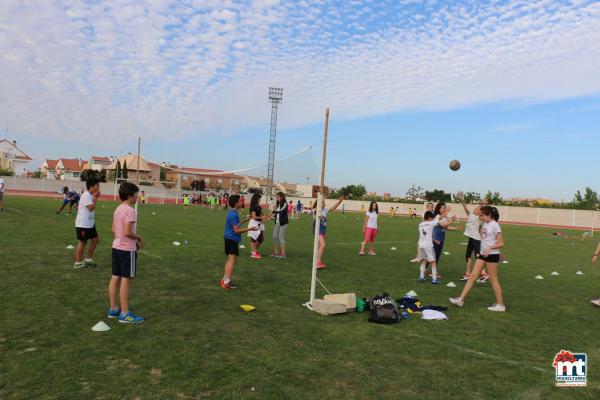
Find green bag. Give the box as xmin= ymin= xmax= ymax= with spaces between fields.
xmin=356 ymin=297 xmax=367 ymax=313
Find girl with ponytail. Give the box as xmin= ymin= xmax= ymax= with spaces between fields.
xmin=450 ymin=205 xmax=506 ymax=312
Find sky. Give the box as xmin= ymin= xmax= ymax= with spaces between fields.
xmin=1 ymin=0 xmax=599 ymax=201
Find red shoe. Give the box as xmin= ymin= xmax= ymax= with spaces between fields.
xmin=220 ymin=279 xmax=238 ymax=289
xmin=251 ymin=252 xmax=262 ymax=259
xmin=316 ymin=262 xmax=326 ymax=269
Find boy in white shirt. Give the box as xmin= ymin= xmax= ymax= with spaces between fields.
xmin=417 ymin=211 xmax=440 ymax=284
xmin=74 ymin=177 xmax=101 ymax=269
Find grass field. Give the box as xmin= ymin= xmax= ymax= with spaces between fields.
xmin=2 ymin=196 xmax=600 ymax=399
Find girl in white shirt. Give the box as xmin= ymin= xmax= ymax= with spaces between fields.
xmin=450 ymin=206 xmax=506 ymax=312
xmin=359 ymin=202 xmax=379 ymax=256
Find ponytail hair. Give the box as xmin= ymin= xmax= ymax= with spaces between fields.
xmin=433 ymin=202 xmax=446 ymax=216
xmin=480 ymin=205 xmax=500 ymax=221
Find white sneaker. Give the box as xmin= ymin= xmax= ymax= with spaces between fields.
xmin=487 ymin=304 xmax=506 ymax=312
xmin=449 ymin=297 xmax=464 ymax=307
xmin=410 ymin=258 xmax=419 ymax=263
xmin=590 ymin=299 xmax=600 ymax=307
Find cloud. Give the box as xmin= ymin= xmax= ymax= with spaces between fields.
xmin=0 ymin=0 xmax=599 ymax=142
xmin=493 ymin=124 xmax=534 ymax=133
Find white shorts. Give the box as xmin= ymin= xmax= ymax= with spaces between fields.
xmin=418 ymin=247 xmax=436 ymax=262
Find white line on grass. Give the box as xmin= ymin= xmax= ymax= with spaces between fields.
xmin=335 ymin=241 xmax=411 ymax=245
xmin=6 ymin=207 xmax=24 ymax=213
xmin=407 ymin=333 xmax=546 ymax=373
xmin=139 ymin=250 xmax=163 ymax=259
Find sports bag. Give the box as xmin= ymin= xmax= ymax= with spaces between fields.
xmin=368 ymin=293 xmax=400 ymax=324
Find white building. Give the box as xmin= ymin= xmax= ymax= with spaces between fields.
xmin=0 ymin=140 xmax=32 ymax=174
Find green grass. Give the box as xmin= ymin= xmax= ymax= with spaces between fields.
xmin=1 ymin=197 xmax=600 ymax=399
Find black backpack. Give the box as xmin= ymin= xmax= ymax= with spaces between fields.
xmin=368 ymin=293 xmax=400 ymax=324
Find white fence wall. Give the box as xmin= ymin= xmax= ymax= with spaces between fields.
xmin=3 ymin=176 xmax=596 ymax=229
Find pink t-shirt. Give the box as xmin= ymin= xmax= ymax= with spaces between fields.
xmin=112 ymin=203 xmax=137 ymax=251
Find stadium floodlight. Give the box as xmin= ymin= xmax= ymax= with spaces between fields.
xmin=266 ymin=87 xmax=283 ymax=199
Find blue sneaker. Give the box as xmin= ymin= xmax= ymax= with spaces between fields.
xmin=417 ymin=278 xmax=426 ymax=283
xmin=432 ymin=279 xmax=440 ymax=285
xmin=107 ymin=307 xmax=121 ymax=319
xmin=118 ymin=311 xmax=144 ymax=324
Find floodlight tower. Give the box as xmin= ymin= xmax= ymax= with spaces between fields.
xmin=266 ymin=87 xmax=283 ymax=200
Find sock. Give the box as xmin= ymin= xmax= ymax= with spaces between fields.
xmin=223 ymin=276 xmax=230 ymax=284
xmin=432 ymin=266 xmax=438 ymax=281
xmin=419 ymin=263 xmax=426 ymax=279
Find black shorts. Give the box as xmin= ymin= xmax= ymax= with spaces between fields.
xmin=76 ymin=226 xmax=98 ymax=242
xmin=224 ymin=238 xmax=239 ymax=256
xmin=477 ymin=253 xmax=500 ymax=263
xmin=466 ymin=238 xmax=481 ymax=260
xmin=250 ymin=232 xmax=264 ymax=244
xmin=112 ymin=248 xmax=137 ymax=278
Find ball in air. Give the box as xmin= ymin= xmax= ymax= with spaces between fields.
xmin=449 ymin=160 xmax=461 ymax=171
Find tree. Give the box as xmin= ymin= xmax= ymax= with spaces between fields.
xmin=331 ymin=184 xmax=367 ymax=199
xmin=31 ymin=170 xmax=42 ymax=179
xmin=122 ymin=160 xmax=128 ymax=179
xmin=115 ymin=160 xmax=122 ymax=180
xmin=425 ymin=189 xmax=451 ymax=202
xmin=80 ymin=169 xmax=106 ymax=183
xmin=405 ymin=184 xmax=424 ymax=201
xmin=572 ymin=187 xmax=599 ymax=210
xmin=484 ymin=191 xmax=503 ymax=205
xmin=453 ymin=191 xmax=481 ymax=204
xmin=160 ymin=167 xmax=167 ymax=182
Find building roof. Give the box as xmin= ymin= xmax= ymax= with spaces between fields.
xmin=58 ymin=158 xmax=84 ymax=171
xmin=178 ymin=167 xmax=243 ymax=179
xmin=107 ymin=154 xmax=151 ymax=172
xmin=44 ymin=159 xmax=59 ymax=169
xmin=92 ymin=156 xmax=112 ymax=163
xmin=0 ymin=139 xmax=33 ymax=161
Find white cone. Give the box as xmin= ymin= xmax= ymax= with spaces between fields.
xmin=535 ymin=275 xmax=544 ymax=280
xmin=391 ymin=247 xmax=397 ymax=251
xmin=405 ymin=290 xmax=418 ymax=298
xmin=446 ymin=282 xmax=456 ymax=288
xmin=66 ymin=245 xmax=74 ymax=249
xmin=91 ymin=321 xmax=111 ymax=332
xmin=550 ymin=271 xmax=559 ymax=276
xmin=502 ymin=260 xmax=509 ymax=264
xmin=443 ymin=251 xmax=451 ymax=256
xmin=576 ymin=271 xmax=584 ymax=275
xmin=239 ymin=244 xmax=246 ymax=249
xmin=172 ymin=241 xmax=181 ymax=246
xmin=152 ymin=212 xmax=156 ymax=215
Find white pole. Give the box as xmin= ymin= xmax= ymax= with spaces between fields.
xmin=310 ymin=192 xmax=322 ymax=303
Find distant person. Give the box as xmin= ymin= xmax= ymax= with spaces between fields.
xmin=459 ymin=195 xmax=488 ymax=282
xmin=221 ymin=195 xmax=257 ymax=290
xmin=57 ymin=187 xmax=80 ymax=215
xmin=389 ymin=206 xmax=395 ymax=218
xmin=74 ymin=177 xmax=101 ymax=269
xmin=108 ymin=182 xmax=145 ymax=323
xmin=342 ymin=203 xmax=345 ymax=214
xmin=313 ymin=196 xmax=345 ymax=269
xmin=591 ymin=239 xmax=600 ymax=307
xmin=240 ymin=195 xmax=246 ymax=210
xmin=271 ymin=192 xmax=289 ymax=259
xmin=431 ymin=202 xmax=459 ymax=279
xmin=183 ymin=193 xmax=190 ymax=209
xmin=417 ymin=211 xmax=439 ymax=284
xmin=248 ymin=193 xmax=266 ymax=259
xmin=360 ymin=204 xmax=365 ymax=213
xmin=359 ymin=201 xmax=379 ymax=256
xmin=0 ymin=176 xmax=5 ymax=212
xmin=296 ymin=200 xmax=303 ymax=219
xmin=410 ymin=203 xmax=434 ymax=262
xmin=140 ymin=191 xmax=146 ymax=204
xmin=221 ymin=195 xmax=227 ymax=209
xmin=209 ymin=194 xmax=216 ymax=212
xmin=288 ymin=200 xmax=294 ymax=221
xmin=450 ymin=206 xmax=506 ymax=312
